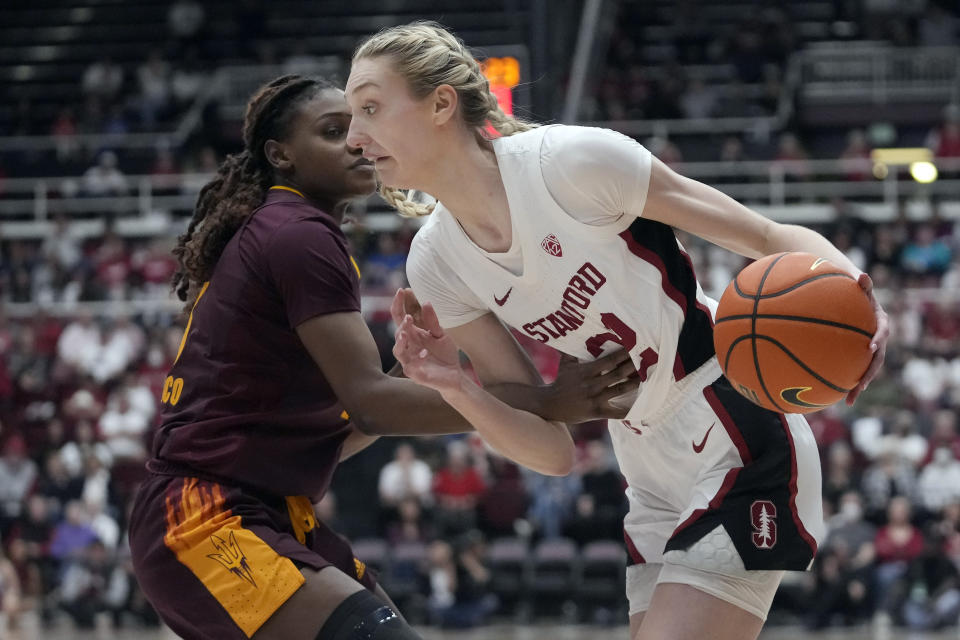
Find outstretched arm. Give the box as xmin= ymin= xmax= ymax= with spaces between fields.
xmin=392 ymin=306 xmax=576 ymax=476
xmin=392 ymin=288 xmax=639 ymax=423
xmin=641 ymin=156 xmax=889 ymax=405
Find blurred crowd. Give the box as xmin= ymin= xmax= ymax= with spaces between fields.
xmin=0 ymin=189 xmax=955 ymax=633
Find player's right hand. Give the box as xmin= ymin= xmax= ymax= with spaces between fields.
xmin=393 ymin=312 xmax=462 ymax=392
xmin=542 ymin=350 xmax=641 ymax=422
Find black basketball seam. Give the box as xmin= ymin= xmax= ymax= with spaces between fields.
xmin=724 ymin=334 xmax=754 ymax=373
xmin=756 ymin=272 xmax=855 ymax=298
xmin=733 ymin=276 xmax=752 ymax=299
xmin=752 ymin=254 xmax=789 ymax=413
xmin=714 ymin=314 xmax=874 ymax=338
xmin=755 ymin=335 xmax=853 ymax=393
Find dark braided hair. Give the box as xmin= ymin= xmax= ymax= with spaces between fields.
xmin=171 ymin=74 xmax=335 ymax=307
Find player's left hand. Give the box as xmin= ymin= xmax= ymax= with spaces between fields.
xmin=847 ymin=273 xmax=889 ymax=406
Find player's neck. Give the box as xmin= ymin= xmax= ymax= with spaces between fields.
xmin=424 ymin=140 xmax=513 ymax=253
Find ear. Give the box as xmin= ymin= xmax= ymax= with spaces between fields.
xmin=432 ymin=84 xmax=459 ymax=126
xmin=263 ymin=139 xmax=294 ymax=172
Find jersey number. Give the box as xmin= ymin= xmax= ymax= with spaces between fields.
xmin=584 ymin=312 xmax=658 ymax=381
xmin=161 ymin=281 xmax=209 ymax=406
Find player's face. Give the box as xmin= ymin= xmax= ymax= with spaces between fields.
xmin=284 ymin=88 xmax=378 ymax=204
xmin=345 ymin=57 xmax=436 ymax=190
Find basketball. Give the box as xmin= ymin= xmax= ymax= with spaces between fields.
xmin=713 ymin=252 xmax=877 ymax=414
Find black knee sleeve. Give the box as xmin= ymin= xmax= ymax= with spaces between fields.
xmin=317 ymin=590 xmax=422 ymax=640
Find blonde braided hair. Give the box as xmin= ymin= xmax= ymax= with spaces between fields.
xmin=354 ymin=21 xmax=538 ymax=218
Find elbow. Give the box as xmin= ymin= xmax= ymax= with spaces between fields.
xmin=540 ymin=442 xmax=577 ymax=477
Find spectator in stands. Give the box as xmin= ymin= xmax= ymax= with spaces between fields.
xmin=59 ymin=539 xmax=128 ymax=630
xmin=577 ymin=440 xmax=625 ymax=539
xmin=167 ymin=0 xmax=205 ymax=46
xmin=839 ymin=129 xmax=873 ymax=182
xmin=98 ymin=393 xmax=149 ymax=463
xmin=861 ymin=452 xmax=918 ymax=521
xmin=432 ymin=440 xmax=485 ymax=537
xmin=36 ymin=453 xmax=83 ymax=514
xmin=364 ymin=232 xmax=407 ymax=287
xmin=680 ymin=76 xmax=717 ymax=120
xmin=900 ymin=223 xmax=953 ymax=278
xmin=874 ymin=497 xmax=925 ymax=616
xmin=81 ymin=58 xmax=123 ymax=103
xmin=922 ymin=410 xmax=960 ymax=465
xmin=646 ymin=135 xmax=683 ymax=166
xmin=826 ymin=491 xmax=877 ymax=559
xmin=59 ymin=421 xmax=111 ymax=479
xmin=425 ymin=540 xmax=457 ymax=625
xmin=0 ymin=436 xmax=37 ymax=539
xmin=773 ymin=132 xmax=811 ymax=182
xmin=890 ymin=532 xmax=960 ymax=630
xmin=809 ymin=492 xmax=876 ymax=629
xmin=50 ymin=107 xmax=79 ymax=163
xmin=82 ymin=152 xmax=128 ymax=198
xmin=477 ymin=457 xmax=528 ymax=538
xmin=137 ymin=51 xmax=171 ymax=130
xmin=149 ymin=146 xmax=180 ymax=196
xmin=102 ymin=105 xmax=130 ymax=136
xmin=91 ymin=232 xmax=132 ymax=301
xmin=84 ymin=495 xmax=119 ymax=551
xmin=822 ymin=441 xmax=860 ymax=507
xmin=922 ymin=297 xmax=960 ymax=355
xmin=918 ymin=2 xmax=957 ymax=46
xmin=42 ymin=215 xmax=82 ymax=276
xmin=385 ymin=496 xmax=432 ymax=545
xmin=132 ymin=237 xmax=178 ymax=298
xmin=170 ymin=49 xmax=206 ymax=110
xmin=875 ymin=410 xmax=928 ymax=467
xmin=444 ymin=531 xmax=496 ymax=628
xmin=49 ymin=500 xmax=98 ymax=563
xmin=917 ymin=447 xmax=960 ymax=514
xmin=523 ymin=467 xmax=581 ymax=539
xmin=719 ymin=136 xmax=748 ymax=163
xmin=379 ymin=442 xmax=433 ymax=509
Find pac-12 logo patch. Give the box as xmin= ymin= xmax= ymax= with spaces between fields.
xmin=541 ymin=234 xmax=563 ymax=257
xmin=750 ymin=500 xmax=777 ymax=549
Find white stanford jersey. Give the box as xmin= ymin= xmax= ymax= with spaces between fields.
xmin=408 ymin=124 xmax=824 ymax=578
xmin=409 ymin=124 xmax=718 ymax=421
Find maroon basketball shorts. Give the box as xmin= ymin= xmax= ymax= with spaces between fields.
xmin=129 ymin=473 xmax=376 ymax=639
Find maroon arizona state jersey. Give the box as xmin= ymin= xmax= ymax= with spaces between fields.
xmin=149 ymin=188 xmax=359 ymax=497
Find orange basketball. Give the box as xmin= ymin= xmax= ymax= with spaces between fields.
xmin=713 ymin=252 xmax=877 ymax=414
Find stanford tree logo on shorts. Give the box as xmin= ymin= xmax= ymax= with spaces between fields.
xmin=750 ymin=500 xmax=777 ymax=549
xmin=541 ymin=234 xmax=563 ymax=257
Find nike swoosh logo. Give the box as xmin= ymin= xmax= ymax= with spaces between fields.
xmin=780 ymin=386 xmax=831 ymax=409
xmin=494 ymin=287 xmax=513 ymax=306
xmin=810 ymin=258 xmax=829 ymax=271
xmin=692 ymin=423 xmax=715 ymax=453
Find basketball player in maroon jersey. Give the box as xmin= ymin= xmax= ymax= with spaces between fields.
xmin=128 ymin=75 xmax=638 ymax=640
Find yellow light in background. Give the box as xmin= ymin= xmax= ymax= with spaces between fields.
xmin=871 ymin=147 xmax=933 ymax=165
xmin=481 ymin=56 xmax=521 ymax=88
xmin=909 ymin=161 xmax=938 ymax=183
xmin=872 ymin=162 xmax=889 ymax=179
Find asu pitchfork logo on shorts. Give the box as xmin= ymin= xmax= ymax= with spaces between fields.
xmin=208 ymin=531 xmax=257 ymax=588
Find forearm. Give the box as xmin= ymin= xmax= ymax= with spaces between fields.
xmin=766 ymin=223 xmax=864 ymax=279
xmin=440 ymin=374 xmax=575 ymax=476
xmin=485 ymin=382 xmax=546 ymax=416
xmin=353 ymin=376 xmax=475 ymax=436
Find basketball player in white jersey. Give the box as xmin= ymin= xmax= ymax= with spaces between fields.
xmin=345 ymin=22 xmax=890 ymax=640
